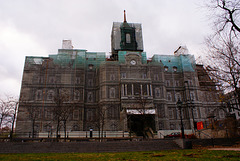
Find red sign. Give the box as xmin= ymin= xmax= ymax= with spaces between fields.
xmin=197 ymin=121 xmax=203 ymax=130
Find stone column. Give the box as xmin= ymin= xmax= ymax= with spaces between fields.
xmin=147 ymin=84 xmax=149 ymax=96
xmin=125 ymin=84 xmax=127 ymax=96
xmin=132 ymin=84 xmax=134 ymax=95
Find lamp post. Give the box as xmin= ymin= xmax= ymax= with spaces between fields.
xmin=177 ymin=99 xmax=185 ymax=139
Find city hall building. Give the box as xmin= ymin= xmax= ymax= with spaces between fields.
xmin=16 ymin=14 xmax=224 ymax=138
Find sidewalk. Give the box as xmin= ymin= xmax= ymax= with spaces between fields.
xmin=209 ymin=147 xmax=240 ymax=151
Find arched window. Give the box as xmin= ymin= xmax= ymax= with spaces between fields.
xmin=47 ymin=90 xmax=54 ymax=100
xmin=87 ymin=92 xmax=93 ymax=102
xmin=35 ymin=90 xmax=42 ymax=100
xmin=126 ymin=33 xmax=131 ymax=43
xmin=72 ymin=124 xmax=80 ymax=131
xmin=155 ymin=88 xmax=161 ymax=98
xmin=109 ymin=88 xmax=115 ymax=98
xmin=74 ymin=91 xmax=80 ymax=100
xmin=175 ymin=93 xmax=181 ymax=101
xmin=173 ymin=66 xmax=177 ymax=72
xmin=110 ymin=74 xmax=115 ymax=81
xmin=164 ymin=66 xmax=168 ymax=72
xmin=111 ymin=124 xmax=117 ymax=131
xmin=167 ymin=92 xmax=172 ymax=101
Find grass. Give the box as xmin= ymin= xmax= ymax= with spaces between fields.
xmin=0 ymin=149 xmax=239 ymax=161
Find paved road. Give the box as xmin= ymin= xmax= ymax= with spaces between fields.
xmin=0 ymin=140 xmax=181 ymax=153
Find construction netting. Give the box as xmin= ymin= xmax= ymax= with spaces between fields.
xmin=25 ymin=49 xmax=195 ymax=72
xmin=151 ymin=54 xmax=196 ymax=72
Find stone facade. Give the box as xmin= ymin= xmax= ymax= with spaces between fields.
xmin=16 ymin=19 xmax=223 ymax=137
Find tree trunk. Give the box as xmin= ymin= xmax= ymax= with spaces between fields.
xmin=64 ymin=120 xmax=66 ymax=142
xmin=32 ymin=119 xmax=35 ymax=138
xmin=10 ymin=103 xmax=18 ymax=142
xmin=56 ymin=119 xmax=60 ymax=142
xmin=0 ymin=117 xmax=3 ymax=129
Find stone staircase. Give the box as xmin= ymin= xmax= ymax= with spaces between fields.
xmin=0 ymin=140 xmax=181 ymax=153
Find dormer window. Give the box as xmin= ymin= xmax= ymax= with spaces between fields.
xmin=173 ymin=66 xmax=177 ymax=72
xmin=164 ymin=66 xmax=168 ymax=72
xmin=88 ymin=64 xmax=93 ymax=70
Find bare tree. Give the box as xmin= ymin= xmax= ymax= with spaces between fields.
xmin=0 ymin=96 xmax=19 ymax=141
xmin=204 ymin=0 xmax=240 ymax=110
xmin=95 ymin=105 xmax=107 ymax=142
xmin=52 ymin=88 xmax=73 ymax=141
xmin=26 ymin=105 xmax=39 ymax=138
xmin=205 ymin=33 xmax=240 ymax=108
xmin=61 ymin=105 xmax=73 ymax=142
xmin=206 ymin=0 xmax=240 ymax=34
xmin=0 ymin=99 xmax=12 ymax=129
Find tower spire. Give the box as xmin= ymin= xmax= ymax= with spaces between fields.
xmin=124 ymin=10 xmax=127 ymax=23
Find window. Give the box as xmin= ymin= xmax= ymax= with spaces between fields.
xmin=87 ymin=92 xmax=93 ymax=102
xmin=134 ymin=84 xmax=141 ymax=95
xmin=75 ymin=77 xmax=81 ymax=84
xmin=154 ymin=74 xmax=159 ymax=81
xmin=38 ymin=77 xmax=44 ymax=84
xmin=121 ymin=73 xmax=126 ymax=78
xmin=166 ymin=80 xmax=170 ymax=87
xmin=121 ymin=84 xmax=125 ymax=96
xmin=110 ymin=74 xmax=115 ymax=81
xmin=47 ymin=110 xmax=52 ymax=119
xmin=74 ymin=91 xmax=80 ymax=100
xmin=189 ymin=80 xmax=193 ymax=86
xmin=88 ymin=64 xmax=93 ymax=70
xmin=164 ymin=66 xmax=168 ymax=71
xmin=44 ymin=108 xmax=52 ymax=119
xmin=170 ymin=123 xmax=175 ymax=130
xmin=107 ymin=106 xmax=119 ymax=119
xmin=86 ymin=109 xmax=95 ymax=121
xmin=126 ymin=33 xmax=131 ymax=43
xmin=175 ymin=93 xmax=181 ymax=101
xmin=159 ymin=122 xmax=164 ymax=130
xmin=193 ymin=108 xmax=198 ymax=118
xmin=31 ymin=109 xmax=40 ymax=119
xmin=167 ymin=92 xmax=172 ymax=101
xmin=72 ymin=124 xmax=80 ymax=131
xmin=219 ymin=110 xmax=224 ymax=118
xmin=88 ymin=79 xmax=93 ymax=86
xmin=109 ymin=88 xmax=115 ymax=98
xmin=127 ymin=84 xmax=132 ymax=95
xmin=175 ymin=81 xmax=179 ymax=87
xmin=155 ymin=88 xmax=161 ymax=98
xmin=142 ymin=73 xmax=147 ymax=79
xmin=35 ymin=90 xmax=42 ymax=100
xmin=73 ymin=110 xmax=79 ymax=120
xmin=173 ymin=66 xmax=177 ymax=72
xmin=47 ymin=90 xmax=54 ymax=100
xmin=48 ymin=76 xmax=55 ymax=84
xmin=157 ymin=104 xmax=165 ymax=118
xmin=111 ymin=124 xmax=117 ymax=131
xmin=190 ymin=92 xmax=195 ymax=100
xmin=169 ymin=109 xmax=174 ymax=119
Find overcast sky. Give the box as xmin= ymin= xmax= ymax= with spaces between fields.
xmin=0 ymin=0 xmax=212 ymax=97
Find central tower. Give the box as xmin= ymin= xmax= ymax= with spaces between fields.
xmin=111 ymin=10 xmax=144 ymax=60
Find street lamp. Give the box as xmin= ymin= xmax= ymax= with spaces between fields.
xmin=177 ymin=99 xmax=185 ymax=139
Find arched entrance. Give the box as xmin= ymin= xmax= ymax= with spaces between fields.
xmin=127 ymin=114 xmax=155 ymax=138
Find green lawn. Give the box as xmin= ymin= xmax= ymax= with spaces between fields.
xmin=0 ymin=149 xmax=239 ymax=161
